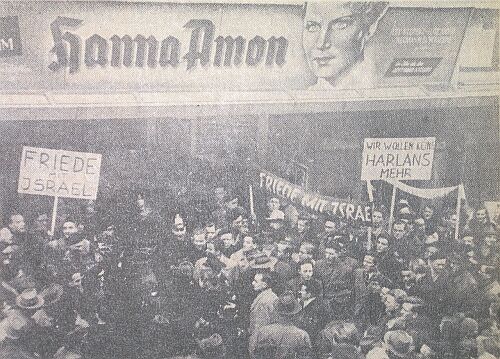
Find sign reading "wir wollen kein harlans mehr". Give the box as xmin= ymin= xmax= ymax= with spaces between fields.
xmin=361 ymin=137 xmax=436 ymax=180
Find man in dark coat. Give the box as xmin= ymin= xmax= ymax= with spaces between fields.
xmin=375 ymin=236 xmax=404 ymax=285
xmin=297 ymin=279 xmax=330 ymax=343
xmin=354 ymin=255 xmax=391 ymax=328
xmin=415 ymin=250 xmax=454 ymax=322
xmin=315 ymin=239 xmax=358 ymax=319
xmin=287 ymin=259 xmax=323 ymax=299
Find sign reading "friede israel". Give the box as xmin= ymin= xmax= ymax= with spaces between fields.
xmin=361 ymin=137 xmax=435 ymax=180
xmin=18 ymin=146 xmax=102 ymax=200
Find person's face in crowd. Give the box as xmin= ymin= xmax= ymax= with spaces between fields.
xmin=232 ymin=215 xmax=243 ymax=231
xmin=297 ymin=219 xmax=308 ymax=233
xmin=372 ymin=211 xmax=383 ymax=227
xmin=463 ymin=236 xmax=475 ymax=247
xmin=423 ymin=206 xmax=434 ymax=220
xmin=430 ymin=258 xmax=447 ymax=274
xmin=238 ymin=257 xmax=250 ymax=271
xmin=221 ymin=233 xmax=234 ymax=248
xmin=383 ymin=294 xmax=399 ymax=314
xmin=299 ymin=284 xmax=311 ymax=301
xmin=33 ymin=214 xmax=49 ymax=232
xmin=267 ymin=197 xmax=280 ymax=212
xmin=62 ymin=221 xmax=78 ymax=238
xmin=414 ymin=218 xmax=426 ymax=234
xmin=401 ymin=270 xmax=415 ymax=287
xmin=299 ymin=244 xmax=314 ymax=261
xmin=193 ymin=233 xmax=207 ymax=251
xmin=214 ymin=187 xmax=226 ymax=203
xmin=252 ymin=273 xmax=267 ymax=291
xmin=448 ymin=214 xmax=458 ymax=228
xmin=206 ymin=242 xmax=218 ymax=256
xmin=302 ymin=3 xmax=368 ymax=83
xmin=136 ymin=195 xmax=145 ymax=210
xmin=276 ymin=242 xmax=289 ymax=259
xmin=393 ymin=223 xmax=406 ymax=240
xmin=177 ymin=262 xmax=194 ymax=278
xmin=173 ymin=228 xmax=186 ymax=240
xmin=479 ymin=242 xmax=492 ymax=257
xmin=424 ymin=246 xmax=438 ymax=260
xmin=325 ymin=247 xmax=340 ymax=260
xmin=1 ymin=245 xmax=18 ymax=265
xmin=376 ymin=237 xmax=389 ymax=254
xmin=69 ymin=273 xmax=83 ymax=288
xmin=399 ymin=219 xmax=409 ymax=230
xmin=205 ymin=225 xmax=217 ymax=241
xmin=299 ymin=263 xmax=314 ymax=281
xmin=484 ymin=234 xmax=497 ymax=247
xmin=368 ymin=280 xmax=382 ymax=293
xmin=405 ymin=220 xmax=415 ymax=233
xmin=269 ymin=220 xmax=283 ymax=231
xmin=400 ymin=303 xmax=413 ymax=319
xmin=363 ymin=255 xmax=376 ymax=272
xmin=242 ymin=236 xmax=255 ymax=251
xmin=227 ymin=198 xmax=238 ymax=210
xmin=324 ymin=220 xmax=337 ymax=233
xmin=476 ymin=209 xmax=488 ymax=224
xmin=240 ymin=219 xmax=250 ymax=235
xmin=9 ymin=214 xmax=26 ymax=234
xmin=103 ymin=225 xmax=115 ymax=238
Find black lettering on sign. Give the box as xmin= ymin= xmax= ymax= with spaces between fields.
xmin=48 ymin=17 xmax=288 ymax=73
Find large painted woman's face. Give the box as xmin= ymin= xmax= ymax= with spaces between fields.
xmin=302 ymin=3 xmax=366 ymax=83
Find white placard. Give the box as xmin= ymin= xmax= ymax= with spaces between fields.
xmin=18 ymin=146 xmax=102 ymax=200
xmin=361 ymin=137 xmax=435 ymax=180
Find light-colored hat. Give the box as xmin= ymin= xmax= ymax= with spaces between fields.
xmin=266 ymin=210 xmax=285 ymax=221
xmin=384 ymin=330 xmax=414 ymax=358
xmin=15 ymin=288 xmax=44 ymax=310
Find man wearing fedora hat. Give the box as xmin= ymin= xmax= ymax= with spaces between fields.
xmin=249 ymin=290 xmax=312 ymax=359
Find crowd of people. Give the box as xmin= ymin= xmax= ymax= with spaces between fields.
xmin=0 ymin=182 xmax=499 ymax=359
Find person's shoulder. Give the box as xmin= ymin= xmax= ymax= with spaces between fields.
xmin=0 ymin=227 xmax=13 ymax=243
xmin=366 ymin=346 xmax=389 ymax=359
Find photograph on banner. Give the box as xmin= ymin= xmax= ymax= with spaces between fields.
xmin=361 ymin=137 xmax=436 ymax=180
xmin=18 ymin=146 xmax=102 ymax=200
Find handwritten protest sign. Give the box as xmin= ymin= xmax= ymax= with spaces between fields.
xmin=259 ymin=171 xmax=371 ymax=222
xmin=361 ymin=137 xmax=435 ymax=180
xmin=18 ymin=146 xmax=102 ymax=200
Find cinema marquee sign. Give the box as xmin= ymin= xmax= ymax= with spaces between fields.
xmin=48 ymin=16 xmax=288 ymax=73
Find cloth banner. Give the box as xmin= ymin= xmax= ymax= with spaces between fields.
xmin=385 ymin=179 xmax=466 ymax=200
xmin=258 ymin=170 xmax=371 ymax=223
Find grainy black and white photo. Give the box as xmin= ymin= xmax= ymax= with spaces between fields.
xmin=0 ymin=0 xmax=498 ymax=358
